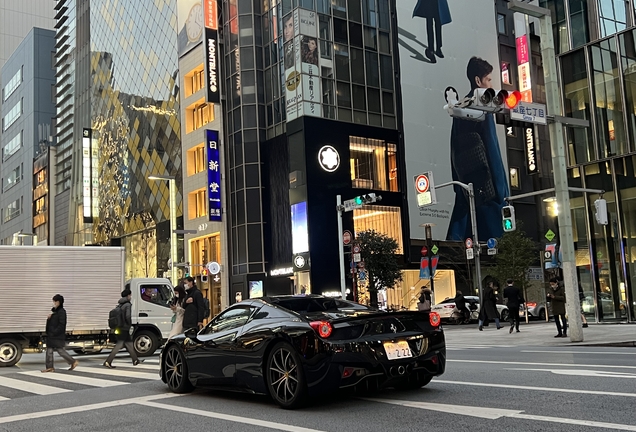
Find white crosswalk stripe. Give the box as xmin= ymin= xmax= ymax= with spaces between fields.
xmin=0 ymin=376 xmax=72 ymax=396
xmin=446 ymin=344 xmax=517 ymax=350
xmin=20 ymin=371 xmax=128 ymax=387
xmin=72 ymin=366 xmax=159 ymax=381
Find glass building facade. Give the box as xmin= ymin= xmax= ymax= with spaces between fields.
xmin=54 ymin=0 xmax=182 ymax=279
xmin=540 ymin=0 xmax=636 ymax=321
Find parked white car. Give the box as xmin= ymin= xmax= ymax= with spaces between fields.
xmin=431 ymin=296 xmax=509 ymax=322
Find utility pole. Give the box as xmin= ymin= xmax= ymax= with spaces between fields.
xmin=337 ymin=195 xmax=346 ymax=298
xmin=508 ymin=0 xmax=583 ymax=342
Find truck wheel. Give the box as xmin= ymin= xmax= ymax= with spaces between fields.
xmin=0 ymin=339 xmax=22 ymax=367
xmin=133 ymin=330 xmax=158 ymax=357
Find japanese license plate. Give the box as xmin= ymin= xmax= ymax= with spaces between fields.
xmin=383 ymin=341 xmax=412 ymax=361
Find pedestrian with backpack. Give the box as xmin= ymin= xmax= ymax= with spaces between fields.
xmin=42 ymin=294 xmax=78 ymax=373
xmin=104 ymin=289 xmax=143 ymax=368
xmin=183 ymin=277 xmax=205 ymax=331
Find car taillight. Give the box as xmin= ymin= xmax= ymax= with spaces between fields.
xmin=443 ymin=305 xmax=456 ymax=309
xmin=310 ymin=321 xmax=333 ymax=338
xmin=527 ymin=302 xmax=537 ymax=307
xmin=429 ymin=312 xmax=441 ymax=327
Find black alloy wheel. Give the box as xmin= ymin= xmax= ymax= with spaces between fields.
xmin=500 ymin=310 xmax=510 ymax=322
xmin=164 ymin=345 xmax=194 ymax=393
xmin=266 ymin=342 xmax=307 ymax=409
xmin=539 ymin=309 xmax=546 ymax=321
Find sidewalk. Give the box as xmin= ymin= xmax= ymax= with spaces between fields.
xmin=443 ymin=321 xmax=636 ymax=347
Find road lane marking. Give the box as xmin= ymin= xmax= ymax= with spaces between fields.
xmin=76 ymin=366 xmax=159 ymax=380
xmin=448 ymin=359 xmax=636 ymax=370
xmin=0 ymin=396 xmax=9 ymax=401
xmin=0 ymin=393 xmax=182 ymax=424
xmin=521 ymin=350 xmax=635 ymax=355
xmin=434 ymin=380 xmax=636 ymax=398
xmin=0 ymin=376 xmax=72 ymax=396
xmin=367 ymin=398 xmax=636 ymax=431
xmin=111 ymin=362 xmax=159 ymax=371
xmin=142 ymin=400 xmax=329 ymax=432
xmin=505 ymin=368 xmax=636 ymax=379
xmin=20 ymin=371 xmax=129 ymax=387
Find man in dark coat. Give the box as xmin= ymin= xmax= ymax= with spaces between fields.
xmin=103 ymin=289 xmax=142 ymax=368
xmin=478 ymin=282 xmax=501 ymax=331
xmin=547 ymin=278 xmax=567 ymax=337
xmin=412 ymin=0 xmax=452 ymax=63
xmin=43 ymin=294 xmax=78 ymax=372
xmin=503 ymin=279 xmax=524 ymax=333
xmin=183 ymin=277 xmax=205 ymax=330
xmin=454 ymin=290 xmax=470 ymax=322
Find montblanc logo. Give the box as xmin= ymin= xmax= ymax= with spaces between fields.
xmin=208 ymin=38 xmax=218 ymax=93
xmin=525 ymin=127 xmax=536 ymax=173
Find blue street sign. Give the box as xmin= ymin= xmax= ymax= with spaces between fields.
xmin=358 ymin=270 xmax=368 ymax=281
xmin=487 ymin=238 xmax=498 ymax=249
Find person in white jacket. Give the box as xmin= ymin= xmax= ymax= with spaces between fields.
xmin=168 ymin=284 xmax=187 ymax=339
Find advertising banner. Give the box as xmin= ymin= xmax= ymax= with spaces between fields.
xmin=177 ymin=0 xmax=204 ymax=57
xmin=397 ymin=0 xmax=508 ymax=242
xmin=206 ymin=130 xmax=222 ymax=221
xmin=202 ymin=0 xmax=220 ymax=104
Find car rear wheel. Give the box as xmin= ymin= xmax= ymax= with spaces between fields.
xmin=539 ymin=309 xmax=546 ymax=321
xmin=164 ymin=345 xmax=194 ymax=393
xmin=500 ymin=310 xmax=509 ymax=322
xmin=266 ymin=342 xmax=307 ymax=409
xmin=395 ymin=373 xmax=433 ymax=390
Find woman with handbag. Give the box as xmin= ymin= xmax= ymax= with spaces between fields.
xmin=418 ymin=287 xmax=433 ymax=312
xmin=168 ymin=284 xmax=187 ymax=339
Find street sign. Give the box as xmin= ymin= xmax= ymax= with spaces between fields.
xmin=465 ymin=238 xmax=473 ymax=249
xmin=353 ymin=244 xmax=361 ymax=254
xmin=343 ymin=230 xmax=352 ymax=245
xmin=466 ymin=248 xmax=474 ymax=260
xmin=421 ymin=246 xmax=428 ymax=256
xmin=544 ymin=250 xmax=552 ymax=260
xmin=353 ymin=253 xmax=361 ymax=262
xmin=419 ymin=255 xmax=439 ymax=279
xmin=358 ymin=270 xmax=368 ymax=281
xmin=545 ymin=229 xmax=556 ymax=242
xmin=526 ymin=267 xmax=544 ymax=281
xmin=344 ymin=199 xmax=361 ymax=212
xmin=487 ymin=248 xmax=497 ymax=255
xmin=487 ymin=238 xmax=498 ymax=249
xmin=414 ymin=171 xmax=437 ymax=208
xmin=510 ymin=101 xmax=547 ymax=125
xmin=431 ymin=245 xmax=439 ymax=255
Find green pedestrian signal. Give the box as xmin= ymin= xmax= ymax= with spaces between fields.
xmin=502 ymin=205 xmax=516 ymax=232
xmin=354 ymin=196 xmax=363 ymax=205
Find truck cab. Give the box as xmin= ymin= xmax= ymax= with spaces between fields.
xmin=126 ymin=278 xmax=175 ymax=356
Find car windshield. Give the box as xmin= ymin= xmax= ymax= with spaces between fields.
xmin=267 ymin=297 xmax=369 ymax=313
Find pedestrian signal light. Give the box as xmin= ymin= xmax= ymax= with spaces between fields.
xmin=594 ymin=198 xmax=608 ymax=225
xmin=505 ymin=90 xmax=522 ymax=109
xmin=353 ymin=193 xmax=381 ymax=206
xmin=201 ymin=268 xmax=209 ymax=283
xmin=502 ymin=205 xmax=516 ymax=232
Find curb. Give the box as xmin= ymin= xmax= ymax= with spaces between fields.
xmin=576 ymin=341 xmax=636 ymax=348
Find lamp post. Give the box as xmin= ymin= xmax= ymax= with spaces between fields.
xmin=508 ymin=0 xmax=583 ymax=342
xmin=148 ymin=175 xmax=178 ymax=286
xmin=13 ymin=231 xmax=38 ymax=246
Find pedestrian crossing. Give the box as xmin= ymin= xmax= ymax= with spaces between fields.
xmin=0 ymin=358 xmax=160 ymax=402
xmin=446 ymin=344 xmax=517 ymax=351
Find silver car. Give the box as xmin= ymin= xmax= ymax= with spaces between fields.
xmin=519 ymin=301 xmax=547 ymax=320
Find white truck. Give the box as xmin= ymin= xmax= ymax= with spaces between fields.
xmin=0 ymin=246 xmax=175 ymax=367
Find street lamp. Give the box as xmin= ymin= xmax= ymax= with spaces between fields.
xmin=12 ymin=231 xmax=38 ymax=246
xmin=508 ymin=0 xmax=583 ymax=342
xmin=148 ymin=175 xmax=178 ymax=286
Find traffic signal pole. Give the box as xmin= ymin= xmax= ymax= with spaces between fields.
xmin=337 ymin=195 xmax=347 ymax=298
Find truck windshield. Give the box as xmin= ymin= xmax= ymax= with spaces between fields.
xmin=140 ymin=284 xmax=173 ymax=307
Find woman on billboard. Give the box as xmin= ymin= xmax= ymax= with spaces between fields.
xmin=447 ymin=57 xmax=509 ymax=242
xmin=412 ymin=0 xmax=452 ymax=63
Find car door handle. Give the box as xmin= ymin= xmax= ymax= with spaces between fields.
xmin=139 ymin=313 xmax=148 ymax=317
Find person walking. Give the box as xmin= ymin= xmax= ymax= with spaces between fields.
xmin=418 ymin=287 xmax=433 ymax=312
xmin=454 ymin=290 xmax=470 ymax=323
xmin=503 ymin=279 xmax=524 ymax=333
xmin=547 ymin=278 xmax=567 ymax=337
xmin=42 ymin=294 xmax=78 ymax=373
xmin=103 ymin=289 xmax=143 ymax=368
xmin=182 ymin=277 xmax=205 ymax=331
xmin=478 ymin=282 xmax=501 ymax=331
xmin=168 ymin=284 xmax=187 ymax=339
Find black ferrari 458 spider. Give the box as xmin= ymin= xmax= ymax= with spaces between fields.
xmin=160 ymin=295 xmax=445 ymax=408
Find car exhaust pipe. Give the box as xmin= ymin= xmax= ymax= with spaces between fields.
xmin=389 ymin=367 xmax=397 ymax=376
xmin=397 ymin=366 xmax=405 ymax=375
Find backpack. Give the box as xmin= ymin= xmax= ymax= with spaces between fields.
xmin=108 ymin=304 xmax=125 ymax=329
xmin=202 ymin=297 xmax=211 ymax=319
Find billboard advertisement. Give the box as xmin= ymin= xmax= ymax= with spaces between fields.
xmin=396 ymin=0 xmax=508 ymax=242
xmin=177 ymin=0 xmax=204 ymax=57
xmin=206 ymin=129 xmax=222 ymax=221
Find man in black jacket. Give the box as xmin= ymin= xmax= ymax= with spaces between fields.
xmin=454 ymin=290 xmax=470 ymax=323
xmin=503 ymin=279 xmax=524 ymax=333
xmin=42 ymin=294 xmax=78 ymax=372
xmin=183 ymin=277 xmax=205 ymax=330
xmin=103 ymin=289 xmax=142 ymax=368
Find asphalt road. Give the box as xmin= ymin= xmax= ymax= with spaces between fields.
xmin=1 ymin=334 xmax=635 ymax=432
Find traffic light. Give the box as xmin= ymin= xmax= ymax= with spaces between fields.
xmin=594 ymin=198 xmax=608 ymax=225
xmin=502 ymin=205 xmax=516 ymax=232
xmin=472 ymin=89 xmax=521 ymax=112
xmin=201 ymin=268 xmax=209 ymax=283
xmin=184 ymin=262 xmax=191 ymax=278
xmin=353 ymin=193 xmax=381 ymax=206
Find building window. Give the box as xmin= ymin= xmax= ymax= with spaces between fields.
xmin=35 ymin=168 xmax=46 ymax=187
xmin=187 ymin=144 xmax=206 ymax=176
xmin=510 ymin=167 xmax=520 ymax=189
xmin=4 ymin=198 xmax=21 ymax=223
xmin=3 ymin=163 xmax=23 ymax=192
xmin=2 ymin=131 xmax=22 ymax=161
xmin=569 ymin=0 xmax=589 ymax=48
xmin=188 ymin=188 xmax=207 ymax=220
xmin=2 ymin=99 xmax=22 ymax=132
xmin=35 ymin=197 xmax=46 ymax=214
xmin=349 ymin=136 xmax=398 ymax=192
xmin=353 ymin=205 xmax=403 ymax=254
xmin=186 ymin=98 xmax=215 ymax=133
xmin=497 ymin=14 xmax=506 ymax=34
xmin=598 ymin=0 xmax=627 ymax=38
xmin=184 ymin=65 xmax=205 ymax=98
xmin=2 ymin=67 xmax=22 ymax=102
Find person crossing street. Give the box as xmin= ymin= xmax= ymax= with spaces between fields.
xmin=503 ymin=279 xmax=524 ymax=333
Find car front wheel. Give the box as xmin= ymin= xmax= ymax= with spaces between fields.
xmin=500 ymin=310 xmax=509 ymax=322
xmin=163 ymin=345 xmax=194 ymax=393
xmin=266 ymin=342 xmax=307 ymax=409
